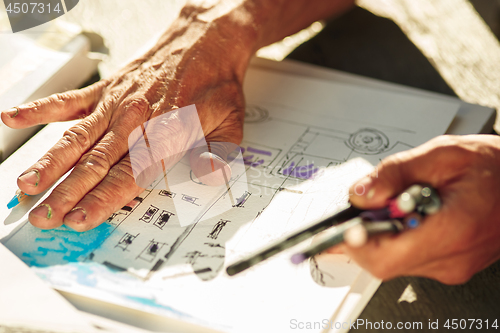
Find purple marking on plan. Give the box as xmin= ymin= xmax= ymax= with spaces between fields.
xmin=247 ymin=147 xmax=272 ymax=156
xmin=251 ymin=159 xmax=264 ymax=167
xmin=283 ymin=162 xmax=319 ymax=179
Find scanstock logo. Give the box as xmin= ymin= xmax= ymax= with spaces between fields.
xmin=3 ymin=0 xmax=79 ymax=33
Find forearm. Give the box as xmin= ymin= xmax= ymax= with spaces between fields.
xmin=134 ymin=0 xmax=354 ymax=78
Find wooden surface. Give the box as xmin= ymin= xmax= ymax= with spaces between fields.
xmin=359 ymin=0 xmax=500 ymax=133
xmin=288 ymin=3 xmax=500 ymax=332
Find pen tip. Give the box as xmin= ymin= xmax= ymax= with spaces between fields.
xmin=291 ymin=253 xmax=306 ymax=265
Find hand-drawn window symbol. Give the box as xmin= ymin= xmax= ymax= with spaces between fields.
xmin=207 ymin=219 xmax=230 ymax=240
xmin=345 ymin=128 xmax=390 ymax=154
xmin=159 ymin=190 xmax=176 ymax=198
xmin=182 ymin=194 xmax=200 ymax=206
xmin=153 ymin=210 xmax=175 ymax=229
xmin=233 ymin=191 xmax=251 ymax=208
xmin=137 ymin=240 xmax=166 ymax=262
xmin=121 ymin=197 xmax=143 ymax=212
xmin=105 ymin=213 xmax=118 ymax=225
xmin=116 ymin=233 xmax=138 ymax=251
xmin=140 ymin=206 xmax=159 ymax=223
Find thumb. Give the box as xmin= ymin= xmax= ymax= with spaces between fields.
xmin=349 ymin=136 xmax=465 ymax=209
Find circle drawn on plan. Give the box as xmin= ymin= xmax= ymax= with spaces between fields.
xmin=346 ymin=128 xmax=390 ymax=155
xmin=245 ymin=105 xmax=269 ymax=123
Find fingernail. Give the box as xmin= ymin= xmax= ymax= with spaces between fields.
xmin=3 ymin=107 xmax=19 ymax=118
xmin=65 ymin=207 xmax=87 ymax=223
xmin=352 ymin=176 xmax=373 ymax=197
xmin=18 ymin=170 xmax=40 ymax=187
xmin=31 ymin=203 xmax=52 ymax=219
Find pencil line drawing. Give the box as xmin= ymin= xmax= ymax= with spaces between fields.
xmin=140 ymin=205 xmax=159 ymax=223
xmin=116 ymin=233 xmax=139 ymax=251
xmin=207 ymin=220 xmax=231 ymax=240
xmin=137 ymin=240 xmax=167 ymax=262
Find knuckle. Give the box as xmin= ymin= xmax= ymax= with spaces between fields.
xmin=50 ymin=183 xmax=81 ymax=207
xmin=37 ymin=150 xmax=65 ymax=172
xmin=62 ymin=126 xmax=91 ymax=150
xmin=25 ymin=98 xmax=45 ymax=112
xmin=80 ymin=150 xmax=112 ymax=176
xmin=51 ymin=92 xmax=73 ymax=104
xmin=108 ymin=161 xmax=138 ymax=186
xmin=86 ymin=190 xmax=114 ymax=211
xmin=125 ymin=96 xmax=150 ymax=116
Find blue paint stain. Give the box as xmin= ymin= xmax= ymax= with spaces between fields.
xmin=21 ymin=223 xmax=113 ymax=267
xmin=35 ymin=236 xmax=56 ymax=242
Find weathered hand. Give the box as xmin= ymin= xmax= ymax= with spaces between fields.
xmin=336 ymin=135 xmax=500 ymax=284
xmin=1 ymin=5 xmax=255 ymax=231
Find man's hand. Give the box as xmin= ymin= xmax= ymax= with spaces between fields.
xmin=336 ymin=135 xmax=500 ymax=285
xmin=1 ymin=4 xmax=255 ymax=231
xmin=1 ymin=0 xmax=355 ymax=232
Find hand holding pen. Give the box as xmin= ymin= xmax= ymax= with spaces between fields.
xmin=290 ymin=184 xmax=440 ymax=264
xmin=226 ymin=184 xmax=440 ymax=276
xmin=331 ymin=136 xmax=500 ymax=285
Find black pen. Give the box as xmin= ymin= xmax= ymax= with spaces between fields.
xmin=226 ymin=184 xmax=440 ymax=276
xmin=226 ymin=204 xmax=363 ymax=276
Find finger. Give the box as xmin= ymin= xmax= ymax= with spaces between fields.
xmin=64 ymin=156 xmax=143 ymax=231
xmin=340 ymin=213 xmax=452 ymax=280
xmin=1 ymin=81 xmax=108 ymax=129
xmin=18 ymin=111 xmax=109 ymax=196
xmin=349 ymin=135 xmax=469 ymax=209
xmin=28 ymin=96 xmax=149 ymax=229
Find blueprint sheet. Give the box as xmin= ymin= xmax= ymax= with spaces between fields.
xmin=2 ymin=68 xmax=459 ymax=332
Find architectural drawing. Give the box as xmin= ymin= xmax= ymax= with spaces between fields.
xmin=4 ymin=102 xmax=422 ymax=282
